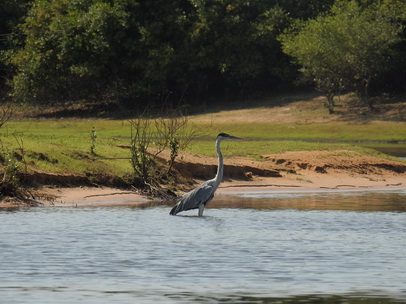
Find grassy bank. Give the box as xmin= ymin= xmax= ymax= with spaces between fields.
xmin=1 ymin=121 xmax=404 ymax=186
xmin=1 ymin=94 xmax=406 ymax=192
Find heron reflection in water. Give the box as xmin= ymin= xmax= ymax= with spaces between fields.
xmin=170 ymin=133 xmax=244 ymax=216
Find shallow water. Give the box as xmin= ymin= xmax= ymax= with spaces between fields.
xmin=1 ymin=190 xmax=406 ymax=304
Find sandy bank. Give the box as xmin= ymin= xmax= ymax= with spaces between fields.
xmin=1 ymin=150 xmax=405 ymax=208
xmin=3 ymin=172 xmax=403 ymax=208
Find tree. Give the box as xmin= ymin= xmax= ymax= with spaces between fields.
xmin=6 ymin=0 xmax=199 ymax=103
xmin=6 ymin=0 xmax=296 ymax=105
xmin=279 ymin=0 xmax=406 ymax=112
xmin=7 ymin=0 xmax=371 ymax=106
xmin=0 ymin=0 xmax=30 ymax=91
xmin=8 ymin=0 xmax=134 ymax=102
xmin=188 ymin=0 xmax=288 ymax=94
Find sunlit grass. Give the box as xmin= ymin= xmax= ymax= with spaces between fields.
xmin=197 ymin=121 xmax=406 ymax=142
xmin=1 ymin=111 xmax=405 ymax=180
xmin=0 ymin=121 xmax=133 ymax=177
xmin=185 ymin=138 xmax=394 ymax=160
xmin=4 ymin=118 xmax=406 ymax=142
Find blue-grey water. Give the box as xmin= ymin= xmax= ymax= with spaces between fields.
xmin=1 ymin=190 xmax=406 ymax=304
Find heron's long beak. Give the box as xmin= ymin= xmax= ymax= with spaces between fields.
xmin=231 ymin=135 xmax=245 ymax=140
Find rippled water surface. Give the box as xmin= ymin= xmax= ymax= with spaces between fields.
xmin=1 ymin=190 xmax=406 ymax=303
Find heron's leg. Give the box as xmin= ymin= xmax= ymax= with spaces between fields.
xmin=198 ymin=204 xmax=204 ymax=216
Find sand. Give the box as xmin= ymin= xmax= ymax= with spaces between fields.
xmin=1 ymin=150 xmax=405 ymax=208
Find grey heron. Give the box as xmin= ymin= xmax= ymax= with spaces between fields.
xmin=170 ymin=133 xmax=244 ymax=216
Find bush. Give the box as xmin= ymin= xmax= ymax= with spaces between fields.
xmin=279 ymin=0 xmax=406 ymax=112
xmin=129 ymin=106 xmax=204 ymax=196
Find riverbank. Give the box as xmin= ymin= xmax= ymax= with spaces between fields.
xmin=34 ymin=175 xmax=405 ymax=208
xmin=1 ymin=93 xmax=405 ymax=208
xmin=1 ymin=149 xmax=404 ymax=208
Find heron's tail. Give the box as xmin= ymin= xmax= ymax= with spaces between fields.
xmin=169 ymin=202 xmax=181 ymax=215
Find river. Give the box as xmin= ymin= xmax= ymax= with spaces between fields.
xmin=1 ymin=189 xmax=406 ymax=303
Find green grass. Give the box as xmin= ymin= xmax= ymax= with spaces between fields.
xmin=0 ymin=120 xmax=133 ymax=177
xmin=201 ymin=121 xmax=406 ymax=142
xmin=4 ymin=118 xmax=406 ymax=142
xmin=185 ymin=138 xmax=396 ymax=161
xmin=1 ymin=111 xmax=405 ymax=184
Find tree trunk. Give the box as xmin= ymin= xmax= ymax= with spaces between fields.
xmin=364 ymin=75 xmax=374 ymax=111
xmin=326 ymin=92 xmax=335 ymax=114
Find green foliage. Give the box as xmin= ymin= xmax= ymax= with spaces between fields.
xmin=168 ymin=137 xmax=180 ymax=174
xmin=1 ymin=0 xmax=405 ymax=108
xmin=279 ymin=0 xmax=406 ymax=112
xmin=0 ymin=0 xmax=30 ymax=89
xmin=189 ymin=1 xmax=285 ymax=79
xmin=130 ymin=117 xmax=154 ymax=186
xmin=90 ymin=127 xmax=97 ymax=155
xmin=8 ymin=0 xmax=132 ymax=102
xmin=0 ymin=151 xmax=20 ymax=195
xmin=4 ymin=0 xmax=297 ymax=104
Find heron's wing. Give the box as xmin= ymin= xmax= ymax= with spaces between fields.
xmin=170 ymin=183 xmax=214 ymax=215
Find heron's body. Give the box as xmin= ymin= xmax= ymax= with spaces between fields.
xmin=170 ymin=133 xmax=242 ymax=216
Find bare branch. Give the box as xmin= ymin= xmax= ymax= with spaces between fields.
xmin=0 ymin=104 xmax=13 ymax=128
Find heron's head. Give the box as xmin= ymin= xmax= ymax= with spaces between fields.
xmin=217 ymin=133 xmax=244 ymax=141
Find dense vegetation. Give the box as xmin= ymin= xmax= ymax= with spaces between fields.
xmin=1 ymin=0 xmax=405 ymax=109
xmin=280 ymin=0 xmax=406 ymax=113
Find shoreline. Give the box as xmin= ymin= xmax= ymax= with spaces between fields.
xmin=1 ymin=173 xmax=403 ymax=208
xmin=1 ymin=149 xmax=405 ymax=208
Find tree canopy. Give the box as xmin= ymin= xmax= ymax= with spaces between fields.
xmin=0 ymin=0 xmax=405 ymax=109
xmin=280 ymin=0 xmax=406 ymax=112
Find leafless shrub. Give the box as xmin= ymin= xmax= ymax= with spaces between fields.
xmin=154 ymin=107 xmax=203 ymax=173
xmin=129 ymin=106 xmax=208 ymax=195
xmin=0 ymin=104 xmax=13 ymax=128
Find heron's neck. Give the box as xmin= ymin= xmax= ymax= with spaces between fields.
xmin=214 ymin=138 xmax=224 ymax=188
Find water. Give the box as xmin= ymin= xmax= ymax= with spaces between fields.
xmin=353 ymin=143 xmax=406 ymax=161
xmin=360 ymin=144 xmax=406 ymax=159
xmin=1 ymin=190 xmax=406 ymax=304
